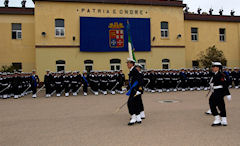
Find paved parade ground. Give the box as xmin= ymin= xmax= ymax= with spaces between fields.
xmin=0 ymin=89 xmax=240 ymax=146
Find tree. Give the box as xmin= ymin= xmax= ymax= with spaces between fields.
xmin=197 ymin=45 xmax=227 ymax=68
xmin=0 ymin=65 xmax=16 ymax=72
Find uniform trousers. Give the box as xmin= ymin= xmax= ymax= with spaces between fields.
xmin=209 ymin=90 xmax=227 ymax=117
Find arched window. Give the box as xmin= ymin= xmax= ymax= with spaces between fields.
xmin=138 ymin=59 xmax=146 ymax=70
xmin=110 ymin=59 xmax=121 ymax=71
xmin=84 ymin=60 xmax=93 ymax=72
xmin=55 ymin=19 xmax=65 ymax=37
xmin=161 ymin=21 xmax=168 ymax=38
xmin=162 ymin=59 xmax=170 ymax=69
xmin=56 ymin=60 xmax=66 ymax=72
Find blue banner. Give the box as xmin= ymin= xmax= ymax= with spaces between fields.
xmin=80 ymin=17 xmax=151 ymax=52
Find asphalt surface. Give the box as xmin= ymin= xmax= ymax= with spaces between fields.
xmin=0 ymin=89 xmax=240 ymax=146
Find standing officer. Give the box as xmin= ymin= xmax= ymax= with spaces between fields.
xmin=71 ymin=71 xmax=82 ymax=96
xmin=209 ymin=62 xmax=231 ymax=126
xmin=126 ymin=58 xmax=142 ymax=126
xmin=44 ymin=70 xmax=52 ymax=97
xmin=31 ymin=70 xmax=40 ymax=98
xmin=82 ymin=71 xmax=89 ymax=96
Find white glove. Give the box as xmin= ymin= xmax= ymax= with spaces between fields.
xmin=226 ymin=95 xmax=232 ymax=101
xmin=210 ymin=83 xmax=214 ymax=88
xmin=136 ymin=91 xmax=141 ymax=96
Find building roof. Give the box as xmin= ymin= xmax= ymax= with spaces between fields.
xmin=33 ymin=0 xmax=186 ymax=7
xmin=184 ymin=13 xmax=240 ymax=22
xmin=0 ymin=7 xmax=34 ymax=15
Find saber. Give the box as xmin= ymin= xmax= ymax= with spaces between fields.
xmin=76 ymin=84 xmax=82 ymax=93
xmin=144 ymin=78 xmax=150 ymax=88
xmin=206 ymin=77 xmax=214 ymax=97
xmin=36 ymin=85 xmax=45 ymax=94
xmin=206 ymin=86 xmax=213 ymax=97
xmin=115 ymin=101 xmax=128 ymax=113
xmin=23 ymin=84 xmax=32 ymax=94
xmin=175 ymin=80 xmax=182 ymax=89
xmin=0 ymin=85 xmax=10 ymax=94
xmin=110 ymin=82 xmax=119 ymax=92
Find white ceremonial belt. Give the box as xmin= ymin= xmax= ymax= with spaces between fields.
xmin=213 ymin=85 xmax=223 ymax=89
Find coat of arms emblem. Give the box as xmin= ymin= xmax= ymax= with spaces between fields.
xmin=108 ymin=22 xmax=124 ymax=48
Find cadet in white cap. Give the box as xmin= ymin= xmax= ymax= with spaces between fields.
xmin=126 ymin=58 xmax=142 ymax=126
xmin=208 ymin=62 xmax=231 ymax=126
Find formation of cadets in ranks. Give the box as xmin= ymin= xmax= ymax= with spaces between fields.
xmin=44 ymin=70 xmax=125 ymax=97
xmin=0 ymin=70 xmax=39 ymax=99
xmin=0 ymin=67 xmax=240 ymax=99
xmin=143 ymin=67 xmax=240 ymax=93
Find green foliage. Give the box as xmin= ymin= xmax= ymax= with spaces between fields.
xmin=0 ymin=65 xmax=16 ymax=73
xmin=197 ymin=45 xmax=227 ymax=68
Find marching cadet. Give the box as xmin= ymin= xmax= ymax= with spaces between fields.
xmin=148 ymin=70 xmax=156 ymax=93
xmin=0 ymin=72 xmax=3 ymax=98
xmin=155 ymin=70 xmax=164 ymax=92
xmin=12 ymin=72 xmax=20 ymax=99
xmin=108 ymin=71 xmax=117 ymax=95
xmin=71 ymin=71 xmax=82 ymax=96
xmin=209 ymin=62 xmax=231 ymax=126
xmin=232 ymin=67 xmax=240 ymax=88
xmin=171 ymin=70 xmax=179 ymax=91
xmin=1 ymin=73 xmax=10 ymax=99
xmin=126 ymin=58 xmax=142 ymax=126
xmin=135 ymin=63 xmax=145 ymax=119
xmin=63 ymin=71 xmax=71 ymax=97
xmin=116 ymin=70 xmax=125 ymax=94
xmin=202 ymin=69 xmax=210 ymax=90
xmin=82 ymin=71 xmax=89 ymax=96
xmin=179 ymin=69 xmax=187 ymax=91
xmin=54 ymin=72 xmax=64 ymax=97
xmin=99 ymin=71 xmax=108 ymax=95
xmin=44 ymin=70 xmax=53 ymax=97
xmin=89 ymin=71 xmax=99 ymax=95
xmin=31 ymin=70 xmax=40 ymax=98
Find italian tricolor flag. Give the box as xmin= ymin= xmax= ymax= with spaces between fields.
xmin=127 ymin=20 xmax=136 ymax=61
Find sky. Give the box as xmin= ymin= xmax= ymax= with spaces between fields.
xmin=0 ymin=0 xmax=240 ymax=15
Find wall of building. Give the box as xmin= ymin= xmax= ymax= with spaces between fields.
xmin=34 ymin=1 xmax=186 ymax=79
xmin=0 ymin=14 xmax=35 ymax=72
xmin=184 ymin=20 xmax=240 ymax=68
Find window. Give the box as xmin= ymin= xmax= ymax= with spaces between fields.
xmin=138 ymin=59 xmax=146 ymax=70
xmin=191 ymin=27 xmax=198 ymax=41
xmin=12 ymin=62 xmax=22 ymax=71
xmin=110 ymin=59 xmax=121 ymax=71
xmin=219 ymin=28 xmax=225 ymax=42
xmin=12 ymin=23 xmax=22 ymax=39
xmin=161 ymin=22 xmax=169 ymax=38
xmin=192 ymin=60 xmax=199 ymax=68
xmin=56 ymin=60 xmax=65 ymax=72
xmin=162 ymin=59 xmax=170 ymax=69
xmin=55 ymin=19 xmax=65 ymax=37
xmin=84 ymin=60 xmax=93 ymax=72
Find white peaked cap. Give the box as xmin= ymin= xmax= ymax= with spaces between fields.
xmin=212 ymin=62 xmax=222 ymax=66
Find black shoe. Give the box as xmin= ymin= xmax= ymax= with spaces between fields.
xmin=222 ymin=124 xmax=228 ymax=126
xmin=128 ymin=122 xmax=136 ymax=126
xmin=137 ymin=121 xmax=142 ymax=124
xmin=211 ymin=123 xmax=221 ymax=127
xmin=141 ymin=117 xmax=145 ymax=120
